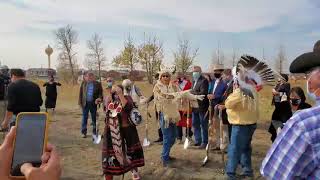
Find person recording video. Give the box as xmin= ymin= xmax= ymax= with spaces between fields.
xmin=0 ymin=127 xmax=62 ymax=180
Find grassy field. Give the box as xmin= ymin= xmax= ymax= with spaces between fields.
xmin=0 ymin=79 xmax=309 ymax=179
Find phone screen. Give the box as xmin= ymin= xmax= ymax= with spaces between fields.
xmin=10 ymin=113 xmax=47 ymax=176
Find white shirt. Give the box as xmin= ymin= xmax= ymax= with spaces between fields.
xmin=212 ymin=79 xmax=220 ymax=94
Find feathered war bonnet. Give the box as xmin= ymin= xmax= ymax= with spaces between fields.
xmin=232 ymin=55 xmax=280 ymax=111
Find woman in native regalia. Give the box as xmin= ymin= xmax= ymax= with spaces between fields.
xmin=153 ymin=66 xmax=205 ymax=167
xmin=101 ymin=84 xmax=144 ymax=180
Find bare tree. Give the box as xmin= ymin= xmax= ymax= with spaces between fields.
xmin=138 ymin=34 xmax=163 ymax=84
xmin=173 ymin=37 xmax=199 ymax=74
xmin=56 ymin=53 xmax=79 ymax=83
xmin=212 ymin=42 xmax=225 ymax=66
xmin=112 ymin=35 xmax=138 ymax=73
xmin=55 ymin=24 xmax=78 ymax=84
xmin=84 ymin=58 xmax=94 ymax=70
xmin=275 ymin=45 xmax=286 ymax=74
xmin=232 ymin=48 xmax=237 ymax=66
xmin=86 ymin=33 xmax=106 ymax=82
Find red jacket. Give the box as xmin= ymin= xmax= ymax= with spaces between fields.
xmin=177 ymin=80 xmax=192 ymax=127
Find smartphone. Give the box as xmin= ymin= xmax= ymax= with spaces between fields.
xmin=10 ymin=112 xmax=49 ymax=178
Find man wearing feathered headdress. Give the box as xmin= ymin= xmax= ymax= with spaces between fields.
xmin=225 ymin=55 xmax=271 ymax=179
xmin=153 ymin=65 xmax=205 ymax=167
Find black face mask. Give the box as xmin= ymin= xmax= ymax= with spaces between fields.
xmin=214 ymin=73 xmax=222 ymax=79
xmin=290 ymin=99 xmax=301 ymax=106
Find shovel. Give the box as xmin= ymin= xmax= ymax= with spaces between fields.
xmin=219 ymin=109 xmax=226 ymax=168
xmin=184 ymin=101 xmax=191 ymax=150
xmin=93 ymin=104 xmax=102 ymax=145
xmin=202 ymin=100 xmax=213 ymax=166
xmin=143 ymin=103 xmax=151 ymax=147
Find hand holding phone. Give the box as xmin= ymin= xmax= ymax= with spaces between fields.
xmin=0 ymin=113 xmax=61 ymax=180
xmin=20 ymin=144 xmax=61 ymax=180
xmin=0 ymin=127 xmax=16 ymax=180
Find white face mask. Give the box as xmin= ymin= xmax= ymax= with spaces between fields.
xmin=307 ymin=77 xmax=319 ymax=101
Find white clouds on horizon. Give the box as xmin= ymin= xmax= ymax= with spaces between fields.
xmin=0 ymin=0 xmax=318 ymax=69
xmin=1 ymin=0 xmax=317 ymax=33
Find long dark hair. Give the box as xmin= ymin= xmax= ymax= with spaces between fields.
xmin=290 ymin=86 xmax=306 ymax=103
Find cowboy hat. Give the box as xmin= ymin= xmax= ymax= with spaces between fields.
xmin=209 ymin=64 xmax=224 ymax=73
xmin=290 ymin=40 xmax=320 ymax=73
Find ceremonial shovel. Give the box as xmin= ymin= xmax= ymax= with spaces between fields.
xmin=219 ymin=109 xmax=226 ymax=168
xmin=202 ymin=100 xmax=213 ymax=166
xmin=143 ymin=103 xmax=151 ymax=147
xmin=183 ymin=101 xmax=191 ymax=150
xmin=93 ymin=104 xmax=102 ymax=144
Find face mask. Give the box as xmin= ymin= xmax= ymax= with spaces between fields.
xmin=290 ymin=99 xmax=301 ymax=106
xmin=106 ymin=82 xmax=113 ymax=88
xmin=307 ymin=78 xmax=319 ymax=101
xmin=193 ymin=72 xmax=201 ymax=80
xmin=214 ymin=73 xmax=222 ymax=79
xmin=126 ymin=86 xmax=131 ymax=91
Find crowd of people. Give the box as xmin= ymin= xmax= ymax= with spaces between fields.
xmin=0 ymin=40 xmax=320 ymax=179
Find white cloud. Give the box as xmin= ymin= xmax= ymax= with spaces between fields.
xmin=0 ymin=0 xmax=318 ymax=69
xmin=0 ymin=0 xmax=317 ymax=33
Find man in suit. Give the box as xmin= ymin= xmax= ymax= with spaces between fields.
xmin=207 ymin=64 xmax=228 ymax=150
xmin=191 ymin=66 xmax=209 ymax=148
xmin=78 ymin=72 xmax=103 ymax=138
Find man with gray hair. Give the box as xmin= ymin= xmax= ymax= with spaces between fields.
xmin=191 ymin=66 xmax=209 ymax=148
xmin=78 ymin=71 xmax=103 ymax=138
xmin=261 ymin=40 xmax=320 ymax=179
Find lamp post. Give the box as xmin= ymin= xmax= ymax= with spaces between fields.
xmin=45 ymin=45 xmax=53 ymax=69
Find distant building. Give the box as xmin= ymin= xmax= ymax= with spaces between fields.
xmin=26 ymin=68 xmax=56 ymax=78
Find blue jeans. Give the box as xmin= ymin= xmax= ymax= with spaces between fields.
xmin=192 ymin=111 xmax=208 ymax=145
xmin=159 ymin=113 xmax=176 ymax=163
xmin=226 ymin=124 xmax=257 ymax=179
xmin=81 ymin=102 xmax=97 ymax=135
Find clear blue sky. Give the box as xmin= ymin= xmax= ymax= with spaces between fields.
xmin=0 ymin=0 xmax=319 ymax=72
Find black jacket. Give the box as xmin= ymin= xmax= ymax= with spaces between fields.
xmin=220 ymin=80 xmax=234 ymax=124
xmin=7 ymin=79 xmax=43 ymax=115
xmin=191 ymin=75 xmax=209 ymax=112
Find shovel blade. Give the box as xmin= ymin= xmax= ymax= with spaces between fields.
xmin=93 ymin=134 xmax=102 ymax=144
xmin=202 ymin=156 xmax=208 ymax=166
xmin=143 ymin=138 xmax=151 ymax=147
xmin=183 ymin=138 xmax=190 ymax=150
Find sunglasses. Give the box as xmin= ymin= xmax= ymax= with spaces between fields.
xmin=162 ymin=75 xmax=170 ymax=78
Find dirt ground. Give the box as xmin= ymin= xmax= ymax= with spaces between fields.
xmin=2 ymin=80 xmax=305 ymax=180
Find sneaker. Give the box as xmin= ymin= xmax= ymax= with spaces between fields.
xmin=198 ymin=144 xmax=207 ymax=149
xmin=162 ymin=161 xmax=172 ymax=168
xmin=154 ymin=138 xmax=163 ymax=143
xmin=176 ymin=139 xmax=183 ymax=144
xmin=169 ymin=156 xmax=176 ymax=161
xmin=81 ymin=134 xmax=87 ymax=138
xmin=191 ymin=142 xmax=201 ymax=146
xmin=239 ymin=175 xmax=254 ymax=180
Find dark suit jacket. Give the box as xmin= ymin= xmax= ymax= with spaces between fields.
xmin=208 ymin=78 xmax=228 ymax=107
xmin=191 ymin=75 xmax=209 ymax=112
xmin=220 ymin=80 xmax=234 ymax=124
xmin=78 ymin=81 xmax=103 ymax=108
